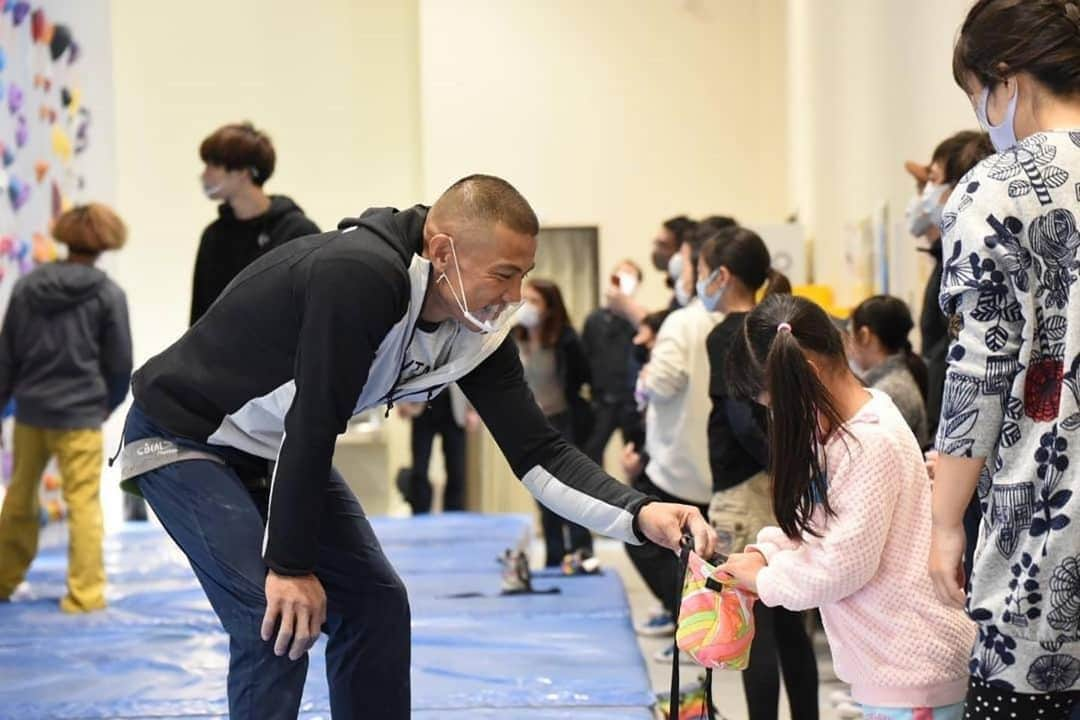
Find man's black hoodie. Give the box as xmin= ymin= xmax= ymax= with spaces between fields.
xmin=190 ymin=195 xmax=319 ymax=325
xmin=0 ymin=261 xmax=132 ymax=428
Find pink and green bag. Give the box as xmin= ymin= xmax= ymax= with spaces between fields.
xmin=665 ymin=537 xmax=757 ymax=720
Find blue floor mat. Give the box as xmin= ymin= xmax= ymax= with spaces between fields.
xmin=0 ymin=516 xmax=654 ymax=719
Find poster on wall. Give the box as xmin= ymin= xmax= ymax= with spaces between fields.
xmin=0 ymin=1 xmax=110 ymax=527
xmin=843 ymin=216 xmax=875 ymax=309
xmin=746 ymin=222 xmax=808 ymax=287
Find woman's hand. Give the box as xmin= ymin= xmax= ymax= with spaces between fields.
xmin=928 ymin=522 xmax=967 ymax=608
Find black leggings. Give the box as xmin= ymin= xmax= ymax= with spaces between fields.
xmin=964 ymin=678 xmax=1079 ymax=720
xmin=742 ymin=603 xmax=819 ymax=720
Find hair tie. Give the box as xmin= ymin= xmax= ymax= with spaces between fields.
xmin=777 ymin=322 xmax=792 ymax=334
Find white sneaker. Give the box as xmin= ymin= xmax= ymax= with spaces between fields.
xmin=635 ymin=608 xmax=676 ymax=637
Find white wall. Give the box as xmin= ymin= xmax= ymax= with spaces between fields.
xmin=102 ymin=0 xmax=422 ymax=527
xmin=110 ymin=0 xmax=422 ymax=365
xmin=787 ymin=0 xmax=981 ymax=315
xmin=419 ymin=0 xmax=790 ymax=312
xmin=97 ymin=0 xmax=990 ymax=521
xmin=417 ymin=0 xmax=790 ymax=512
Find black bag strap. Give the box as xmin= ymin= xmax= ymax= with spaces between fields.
xmin=667 ymin=534 xmax=715 ymax=720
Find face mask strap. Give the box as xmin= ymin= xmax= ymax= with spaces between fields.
xmin=444 ymin=236 xmax=472 ymax=314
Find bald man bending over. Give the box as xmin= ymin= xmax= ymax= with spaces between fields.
xmin=119 ymin=174 xmax=716 ymax=719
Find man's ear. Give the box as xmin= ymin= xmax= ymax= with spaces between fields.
xmin=427 ymin=233 xmax=452 ymax=273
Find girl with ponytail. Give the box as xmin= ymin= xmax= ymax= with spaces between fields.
xmin=847 ymin=295 xmax=930 ymax=447
xmin=698 ymin=227 xmax=819 ymax=720
xmin=718 ymin=294 xmax=974 ymax=719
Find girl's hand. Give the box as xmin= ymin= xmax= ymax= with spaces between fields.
xmin=717 ymin=551 xmax=767 ymax=594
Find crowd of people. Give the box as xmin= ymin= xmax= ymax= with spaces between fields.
xmin=0 ymin=0 xmax=1077 ymax=718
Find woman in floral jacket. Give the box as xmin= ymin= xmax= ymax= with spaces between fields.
xmin=929 ymin=1 xmax=1080 ymax=717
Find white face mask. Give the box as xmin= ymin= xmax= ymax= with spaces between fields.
xmin=674 ymin=279 xmax=692 ymax=307
xmin=975 ymin=83 xmax=1019 ymax=152
xmin=438 ymin=236 xmax=518 ymax=334
xmin=617 ymin=272 xmax=639 ymax=297
xmin=202 ymin=180 xmax=225 ymax=200
xmin=907 ymin=182 xmax=948 ymax=237
xmin=667 ymin=252 xmax=684 ymax=282
xmin=516 ymin=302 xmax=542 ymax=329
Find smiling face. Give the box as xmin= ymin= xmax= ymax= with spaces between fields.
xmin=427 ymin=221 xmax=537 ymax=332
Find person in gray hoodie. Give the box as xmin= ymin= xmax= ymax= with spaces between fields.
xmin=0 ymin=203 xmax=132 ymax=612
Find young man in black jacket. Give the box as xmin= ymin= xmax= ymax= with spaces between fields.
xmin=190 ymin=122 xmax=319 ymax=325
xmin=121 ymin=174 xmax=715 ymax=719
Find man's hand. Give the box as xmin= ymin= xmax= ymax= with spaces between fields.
xmin=717 ymin=551 xmax=767 ymax=594
xmin=261 ymin=571 xmax=327 ymax=661
xmin=620 ymin=442 xmax=643 ymax=478
xmin=636 ymin=502 xmax=717 ymax=559
xmin=928 ymin=522 xmax=967 ymax=609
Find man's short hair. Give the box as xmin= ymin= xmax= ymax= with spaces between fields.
xmin=431 ymin=174 xmax=539 ymax=237
xmin=199 ymin=122 xmax=276 ymax=187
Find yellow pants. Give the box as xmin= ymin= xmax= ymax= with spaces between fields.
xmin=0 ymin=423 xmax=105 ymax=612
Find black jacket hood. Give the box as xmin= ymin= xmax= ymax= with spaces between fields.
xmin=338 ymin=204 xmax=428 ymax=268
xmin=216 ymin=195 xmax=306 ymax=225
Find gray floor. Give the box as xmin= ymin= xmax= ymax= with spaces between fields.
xmin=588 ymin=537 xmax=850 ymax=720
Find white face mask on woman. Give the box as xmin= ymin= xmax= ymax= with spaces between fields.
xmin=975 ymin=83 xmax=1019 ymax=152
xmin=516 ymin=301 xmax=542 ymax=329
xmin=907 ymin=182 xmax=949 ymax=237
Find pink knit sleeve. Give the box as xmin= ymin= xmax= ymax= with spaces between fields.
xmin=754 ymin=430 xmax=902 ymax=611
xmin=746 ymin=526 xmax=801 ymax=562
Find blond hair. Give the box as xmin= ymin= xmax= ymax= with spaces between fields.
xmin=53 ymin=203 xmax=127 ymax=255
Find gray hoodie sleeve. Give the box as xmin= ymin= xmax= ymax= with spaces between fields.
xmin=458 ymin=337 xmax=654 ymax=544
xmin=100 ymin=284 xmax=133 ymax=414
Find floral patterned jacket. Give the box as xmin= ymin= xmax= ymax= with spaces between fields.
xmin=938 ymin=130 xmax=1080 ymax=694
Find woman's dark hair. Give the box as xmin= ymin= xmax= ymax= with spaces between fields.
xmin=850 ymin=295 xmax=929 ymax=402
xmin=953 ymin=0 xmax=1080 ymax=97
xmin=931 ymin=130 xmax=995 ymax=186
xmin=516 ymin=278 xmax=570 ymax=348
xmin=699 ymin=227 xmax=791 ymax=299
xmin=662 ymin=215 xmax=697 ymax=248
xmin=728 ymin=294 xmax=849 ymax=539
xmin=199 ymin=121 xmax=276 ymax=186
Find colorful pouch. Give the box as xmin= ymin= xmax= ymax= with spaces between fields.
xmin=675 ymin=550 xmax=756 ymax=669
xmin=665 ymin=537 xmax=757 ymax=720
